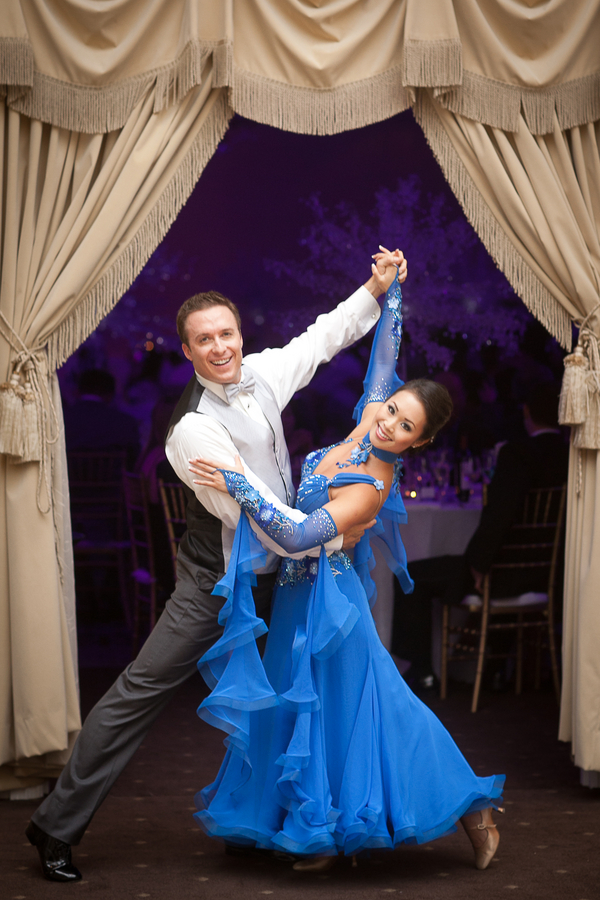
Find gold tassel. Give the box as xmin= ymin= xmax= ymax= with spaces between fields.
xmin=558 ymin=345 xmax=589 ymax=425
xmin=573 ymin=370 xmax=600 ymax=450
xmin=573 ymin=388 xmax=600 ymax=449
xmin=0 ymin=371 xmax=25 ymax=457
xmin=20 ymin=382 xmax=41 ymax=463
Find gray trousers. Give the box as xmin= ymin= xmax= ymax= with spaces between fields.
xmin=32 ymin=549 xmax=276 ymax=845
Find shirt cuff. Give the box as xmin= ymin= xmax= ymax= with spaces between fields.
xmin=325 ymin=534 xmax=344 ymax=553
xmin=347 ymin=284 xmax=381 ymax=326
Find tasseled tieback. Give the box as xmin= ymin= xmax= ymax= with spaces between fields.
xmin=0 ymin=311 xmax=59 ymax=514
xmin=559 ymin=303 xmax=600 ymax=447
xmin=558 ymin=301 xmax=600 ymax=493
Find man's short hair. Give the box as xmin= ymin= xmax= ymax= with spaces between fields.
xmin=176 ymin=292 xmax=242 ymax=345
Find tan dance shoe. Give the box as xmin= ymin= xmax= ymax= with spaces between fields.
xmin=292 ymin=854 xmax=337 ymax=872
xmin=460 ymin=807 xmax=503 ymax=870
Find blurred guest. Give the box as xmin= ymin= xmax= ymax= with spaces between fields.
xmin=433 ymin=371 xmax=466 ymax=449
xmin=121 ymin=375 xmax=161 ymax=449
xmin=392 ymin=381 xmax=569 ymax=688
xmin=63 ymin=369 xmax=140 ymax=469
xmin=136 ymin=397 xmax=179 ymax=504
xmin=459 ymin=372 xmax=506 ymax=454
xmin=135 ymin=397 xmax=181 ymax=598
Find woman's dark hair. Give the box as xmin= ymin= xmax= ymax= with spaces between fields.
xmin=391 ymin=379 xmax=453 ymax=444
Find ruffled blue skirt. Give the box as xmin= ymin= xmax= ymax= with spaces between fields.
xmin=193 ymin=517 xmax=504 ymax=856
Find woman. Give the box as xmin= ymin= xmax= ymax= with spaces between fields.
xmin=189 ymin=250 xmax=504 ymax=872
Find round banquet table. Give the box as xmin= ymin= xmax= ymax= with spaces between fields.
xmin=371 ymin=498 xmax=482 ymax=651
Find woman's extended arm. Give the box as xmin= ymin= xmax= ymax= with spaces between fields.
xmin=353 ymin=264 xmax=404 ymax=428
xmin=222 ymin=470 xmax=382 ymax=554
xmin=191 ymin=457 xmax=382 ymax=555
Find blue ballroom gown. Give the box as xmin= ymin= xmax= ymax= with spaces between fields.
xmin=192 ymin=444 xmax=505 ymax=857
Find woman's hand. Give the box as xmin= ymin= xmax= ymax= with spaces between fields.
xmin=365 ymin=245 xmax=407 ymax=297
xmin=188 ymin=454 xmax=244 ymax=493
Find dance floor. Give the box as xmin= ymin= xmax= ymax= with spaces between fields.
xmin=4 ymin=668 xmax=599 ymax=899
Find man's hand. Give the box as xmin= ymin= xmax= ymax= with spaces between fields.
xmin=342 ymin=518 xmax=377 ymax=550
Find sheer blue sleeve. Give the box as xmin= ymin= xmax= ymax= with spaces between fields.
xmin=221 ymin=471 xmax=338 ymax=553
xmin=352 ymin=272 xmax=403 ymax=424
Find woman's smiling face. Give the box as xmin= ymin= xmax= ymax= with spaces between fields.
xmin=371 ymin=390 xmax=428 ymax=454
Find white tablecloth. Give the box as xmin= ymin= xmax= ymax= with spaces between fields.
xmin=372 ymin=500 xmax=482 ymax=650
xmin=398 ymin=500 xmax=482 ymax=562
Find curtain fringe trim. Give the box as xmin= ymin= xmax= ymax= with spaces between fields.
xmin=403 ymin=39 xmax=462 ymax=89
xmin=230 ymin=64 xmax=411 ymax=135
xmin=435 ymin=70 xmax=600 ymax=135
xmin=3 ymin=34 xmax=599 ymax=137
xmin=414 ymin=91 xmax=572 ymax=350
xmin=0 ymin=37 xmax=33 ymax=87
xmin=46 ymin=92 xmax=233 ymax=370
xmin=4 ymin=40 xmax=232 ymax=135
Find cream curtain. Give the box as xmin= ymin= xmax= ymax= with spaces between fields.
xmin=561 ymin=447 xmax=600 ymax=773
xmin=411 ymin=95 xmax=600 ymax=771
xmin=2 ymin=0 xmax=600 ymax=784
xmin=0 ymin=67 xmax=231 ymax=791
xmin=413 ymin=98 xmax=600 ymax=349
xmin=2 ymin=0 xmax=232 ymax=132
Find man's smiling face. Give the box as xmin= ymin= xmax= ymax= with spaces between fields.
xmin=182 ymin=306 xmax=243 ymax=384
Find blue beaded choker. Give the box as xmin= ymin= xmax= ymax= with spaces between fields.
xmin=336 ymin=435 xmax=398 ymax=470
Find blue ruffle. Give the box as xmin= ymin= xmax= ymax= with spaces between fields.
xmin=373 ymin=499 xmax=414 ymax=595
xmin=196 ymin=516 xmax=278 ymax=774
xmin=327 ymin=471 xmax=413 ymax=603
xmin=196 ymin=524 xmax=362 ymax=816
xmin=352 ymin=508 xmax=414 ymax=609
xmin=195 ymin=561 xmax=505 ymax=853
xmin=194 ymin=478 xmax=504 ymax=857
xmin=270 ymin=549 xmax=361 ymax=853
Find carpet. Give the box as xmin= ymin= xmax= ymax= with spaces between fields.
xmin=3 ymin=670 xmax=599 ymax=900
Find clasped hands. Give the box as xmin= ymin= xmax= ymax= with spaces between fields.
xmin=367 ymin=245 xmax=407 ymax=298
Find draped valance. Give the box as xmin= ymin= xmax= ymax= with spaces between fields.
xmin=2 ymin=0 xmax=600 ymax=136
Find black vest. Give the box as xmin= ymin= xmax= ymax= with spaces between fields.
xmin=166 ymin=368 xmax=294 ymax=582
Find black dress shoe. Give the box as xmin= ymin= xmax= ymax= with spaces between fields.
xmin=26 ymin=821 xmax=82 ymax=882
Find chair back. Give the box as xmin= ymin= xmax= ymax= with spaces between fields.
xmin=122 ymin=472 xmax=155 ymax=580
xmin=67 ymin=451 xmax=126 ymax=542
xmin=158 ymin=480 xmax=187 ymax=579
xmin=123 ymin=472 xmax=157 ymax=651
xmin=441 ymin=483 xmax=567 ymax=711
xmin=489 ymin=485 xmax=567 ymax=600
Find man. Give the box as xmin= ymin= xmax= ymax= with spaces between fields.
xmin=27 ymin=252 xmax=405 ymax=882
xmin=392 ymin=381 xmax=569 ymax=687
